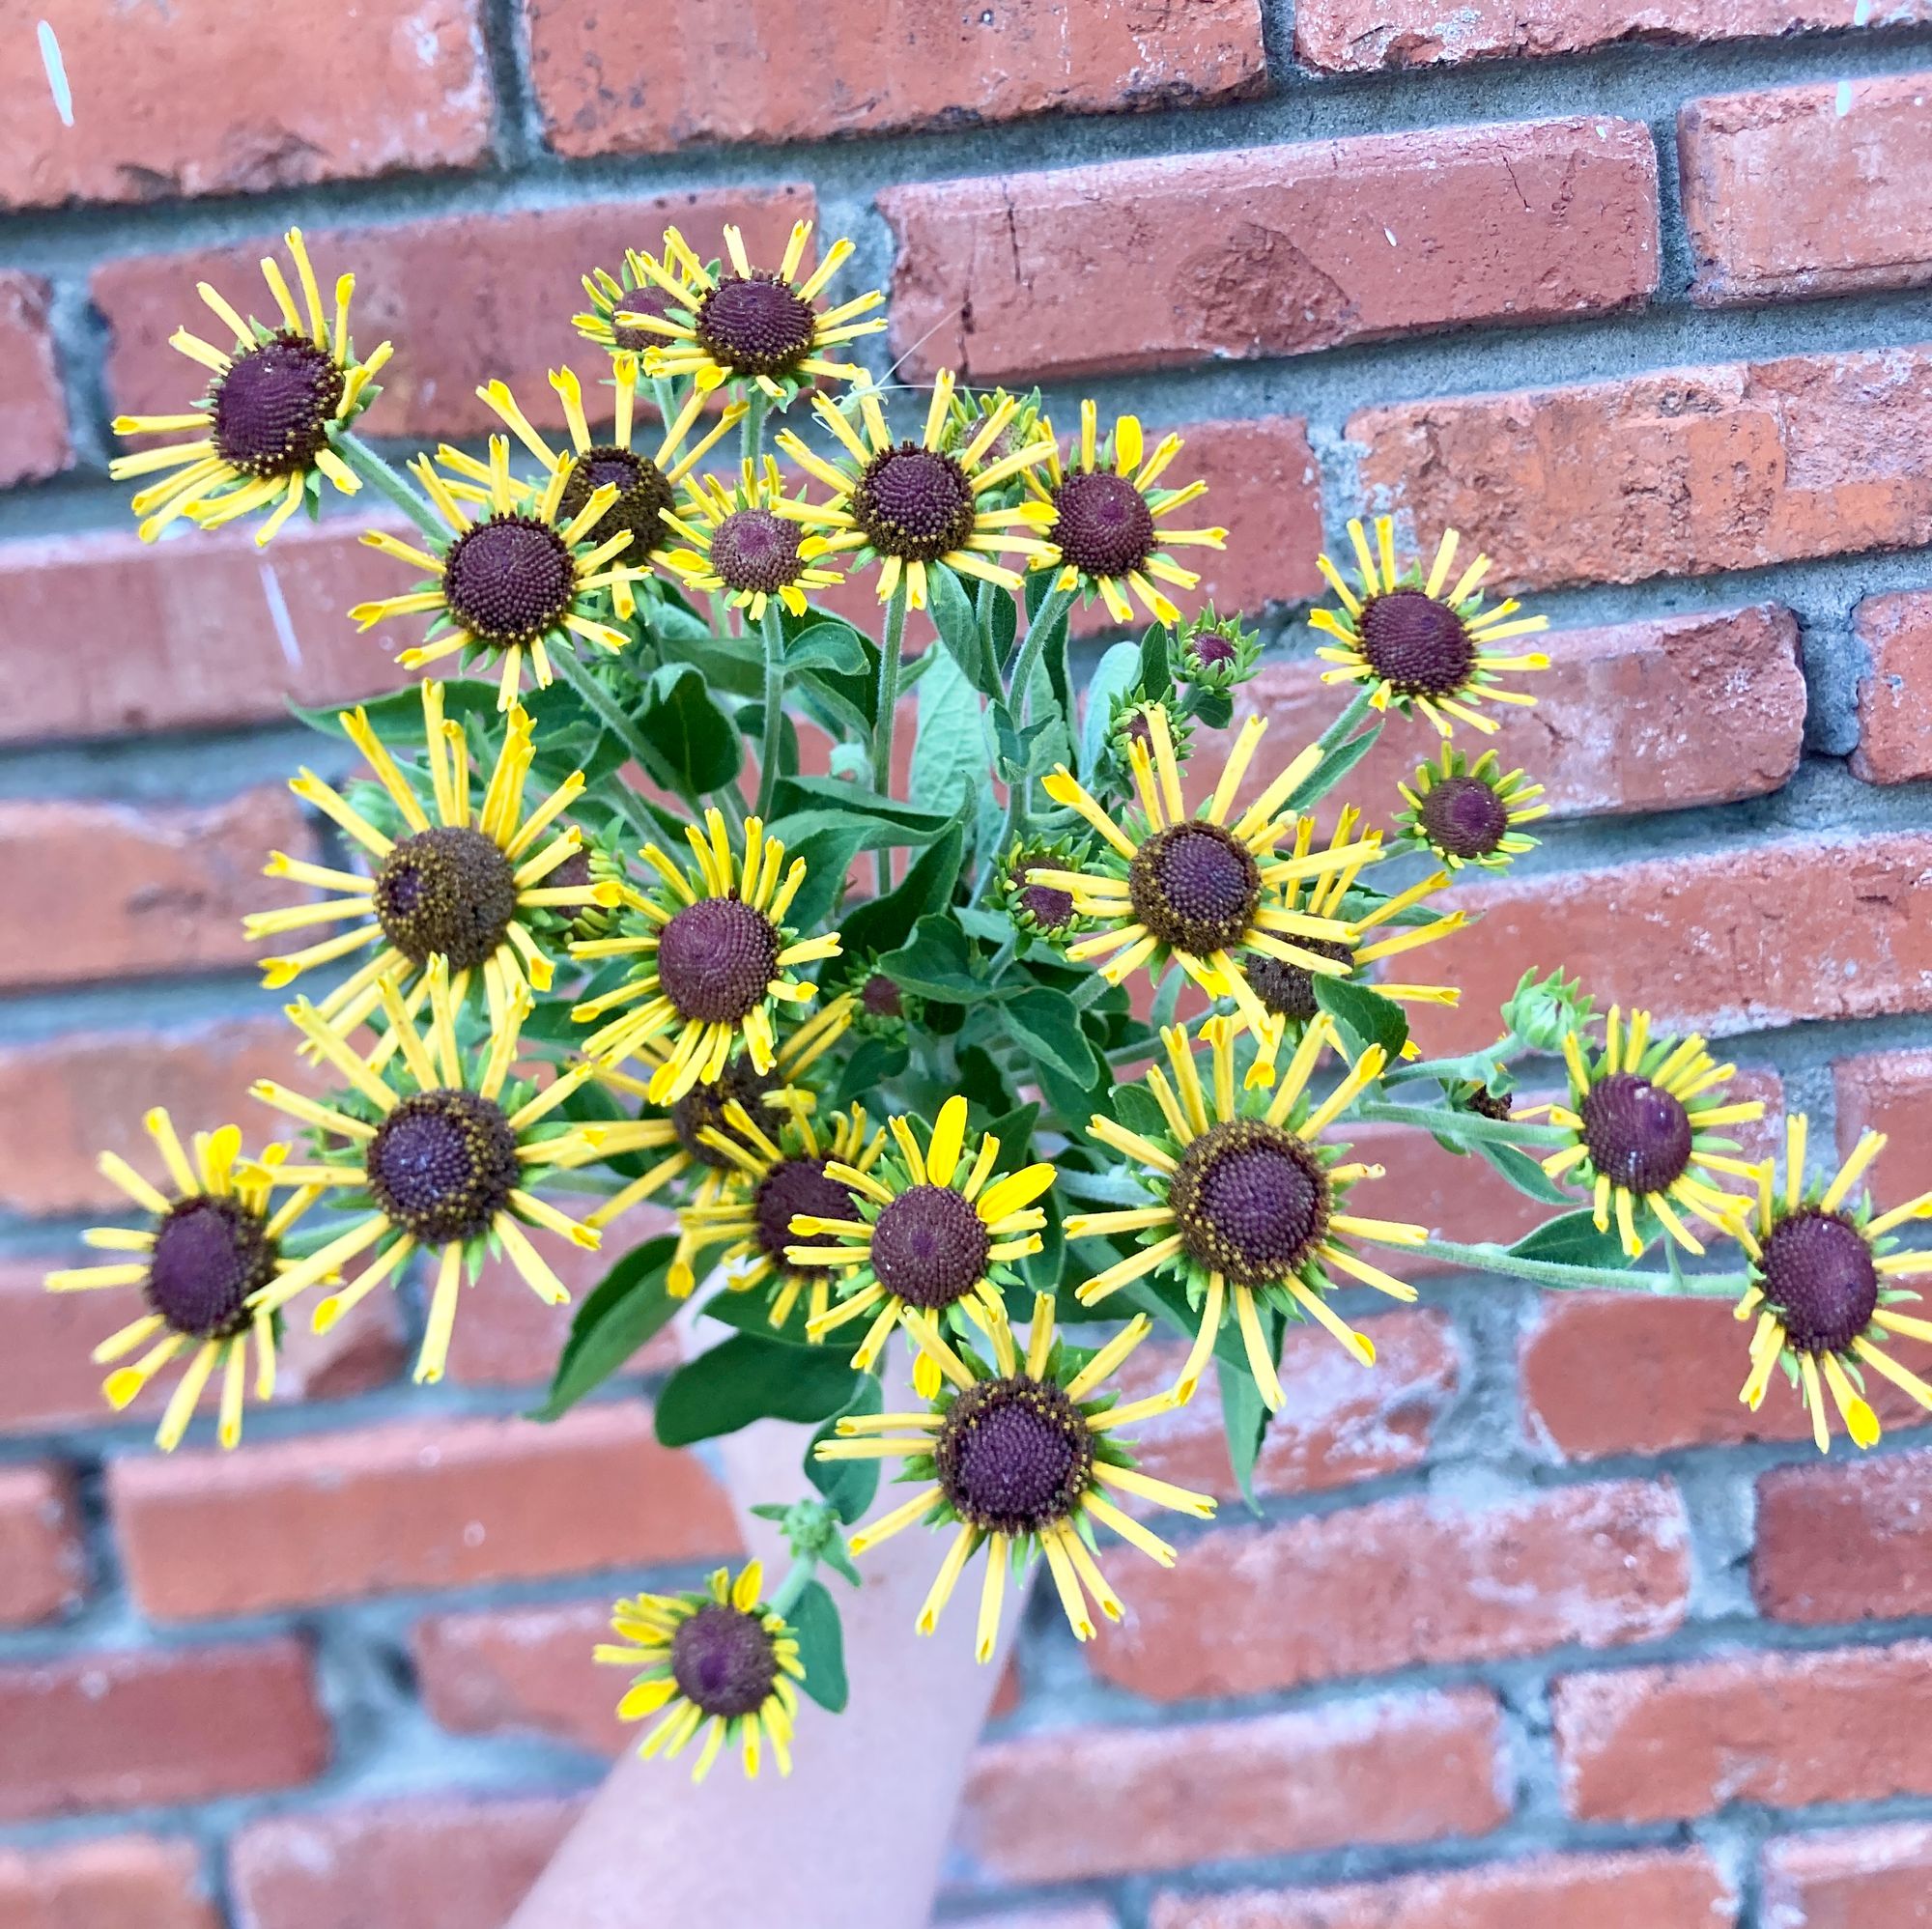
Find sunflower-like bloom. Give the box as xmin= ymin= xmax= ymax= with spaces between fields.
xmin=785 ymin=1095 xmax=1056 ymax=1394
xmin=454 ymin=356 xmax=743 ymax=619
xmin=250 ymin=963 xmax=611 ymax=1384
xmin=1734 ymin=1116 xmax=1932 ymax=1454
xmin=350 ymin=437 xmax=637 ymax=712
xmin=570 ymin=809 xmax=843 ymax=1103
xmin=1312 ymin=517 xmax=1550 ymax=736
xmin=573 ymin=253 xmax=668 ymax=359
xmin=773 ymin=370 xmax=1057 ymax=610
xmin=1528 ymin=1006 xmax=1763 ymax=1259
xmin=596 ymin=1561 xmax=804 ymax=1780
xmin=109 ymin=229 xmax=389 ymax=546
xmin=43 ymin=1112 xmax=323 ymax=1450
xmin=1022 ymin=402 xmax=1226 ymax=626
xmin=1034 ymin=709 xmax=1383 ymax=1064
xmin=661 ymin=456 xmax=848 ymax=621
xmin=1068 ymin=1016 xmax=1427 ymax=1408
xmin=1395 ymin=746 xmax=1548 ymax=870
xmin=246 ymin=682 xmax=617 ymax=1048
xmin=620 ymin=221 xmax=885 ymax=398
xmin=817 ymin=1293 xmax=1213 ymax=1658
xmin=1002 ymin=834 xmax=1093 ymax=943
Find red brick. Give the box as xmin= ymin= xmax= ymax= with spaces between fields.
xmin=0 ymin=1639 xmax=327 ymax=1820
xmin=1090 ymin=1479 xmax=1688 ymax=1702
xmin=1523 ymin=1290 xmax=1932 ymax=1462
xmin=1554 ymin=1640 xmax=1932 ymax=1822
xmin=1853 ymin=591 xmax=1932 ymax=783
xmin=1834 ymin=1047 xmax=1932 ymax=1154
xmin=0 ymin=789 xmax=313 ymax=992
xmin=0 ymin=271 xmax=70 ymax=485
xmin=229 ymin=1795 xmax=581 ymax=1929
xmin=1151 ymin=1849 xmax=1735 ymax=1929
xmin=97 ymin=189 xmax=813 ymax=447
xmin=882 ymin=119 xmax=1657 ymax=384
xmin=1754 ymin=1448 xmax=1932 ymax=1627
xmin=1245 ymin=604 xmax=1804 ymax=820
xmin=1125 ymin=1310 xmax=1460 ymax=1500
xmin=1761 ymin=1823 xmax=1932 ymax=1929
xmin=526 ymin=0 xmax=1264 ymax=156
xmin=1350 ymin=347 xmax=1932 ymax=591
xmin=1295 ymin=0 xmax=1932 ymax=71
xmin=110 ymin=1405 xmax=739 ymax=1621
xmin=1681 ymin=74 xmax=1932 ymax=306
xmin=0 ymin=1463 xmax=83 ymax=1626
xmin=0 ymin=1834 xmax=217 ymax=1929
xmin=414 ymin=1597 xmax=619 ymax=1754
xmin=1 ymin=0 xmax=490 ymax=211
xmin=957 ymin=1690 xmax=1507 ymax=1882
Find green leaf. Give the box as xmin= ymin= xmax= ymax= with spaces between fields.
xmin=834 ymin=1034 xmax=911 ymax=1107
xmin=878 ymin=914 xmax=986 ymax=1001
xmin=785 ymin=621 xmax=867 ymax=676
xmin=979 ymin=575 xmax=1017 ymax=670
xmin=1138 ymin=621 xmax=1173 ymax=700
xmin=642 ymin=663 xmax=741 ymax=796
xmin=1286 ymin=715 xmax=1384 ymax=813
xmin=532 ymin=1236 xmax=678 ymax=1422
xmin=808 ymin=1376 xmax=884 ymax=1524
xmin=840 ymin=826 xmax=966 ymax=958
xmin=790 ymin=1579 xmax=849 ymax=1712
xmin=1004 ymin=986 xmax=1101 ymax=1089
xmin=908 ymin=646 xmax=986 ymax=830
xmin=1110 ymin=1081 xmax=1170 ymax=1145
xmin=783 ymin=823 xmax=868 ymax=935
xmin=290 ymin=678 xmax=503 ymax=742
xmin=768 ymin=777 xmax=959 ymax=852
xmin=653 ymin=1334 xmax=862 ymax=1447
xmin=926 ymin=562 xmax=1001 ymax=696
xmin=1506 ymin=1208 xmax=1633 ymax=1267
xmin=1314 ymin=975 xmax=1409 ymax=1064
xmin=1219 ymin=1357 xmax=1268 ymax=1516
xmin=1079 ymin=640 xmax=1143 ymax=784
xmin=1468 ymin=1134 xmax=1575 ymax=1205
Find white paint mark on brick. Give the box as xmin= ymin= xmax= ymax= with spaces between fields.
xmin=259 ymin=561 xmax=303 ymax=671
xmin=37 ymin=21 xmax=72 ymax=127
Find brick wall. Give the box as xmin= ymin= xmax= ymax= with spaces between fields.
xmin=4 ymin=6 xmax=1932 ymax=1927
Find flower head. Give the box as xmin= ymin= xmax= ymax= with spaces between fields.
xmin=1179 ymin=609 xmax=1262 ymax=692
xmin=1395 ymin=745 xmax=1548 ymax=869
xmin=661 ymin=456 xmax=848 ymax=621
xmin=1000 ymin=835 xmax=1092 ymax=943
xmin=109 ymin=229 xmax=389 ymax=546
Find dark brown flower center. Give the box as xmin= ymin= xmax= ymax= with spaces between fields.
xmin=1761 ymin=1209 xmax=1881 ymax=1356
xmin=1169 ymin=1118 xmax=1330 ymax=1288
xmin=146 ymin=1197 xmax=278 ymax=1340
xmin=753 ymin=1156 xmax=858 ymax=1269
xmin=373 ymin=826 xmax=519 ymax=971
xmin=869 ymin=1183 xmax=990 ymax=1310
xmin=656 ymin=897 xmax=782 ymax=1025
xmin=1050 ymin=470 xmax=1156 ymax=580
xmin=694 ymin=274 xmax=817 ymax=379
xmin=611 ymin=286 xmax=670 ymax=352
xmin=441 ymin=515 xmax=578 ymax=648
xmin=1358 ymin=589 xmax=1477 ymax=699
xmin=672 ymin=1059 xmax=780 ymax=1169
xmin=935 ymin=1375 xmax=1093 ymax=1536
xmin=1012 ymin=852 xmax=1073 ymax=932
xmin=1127 ymin=822 xmax=1261 ymax=956
xmin=367 ymin=1090 xmax=521 ymax=1245
xmin=709 ymin=508 xmax=806 ymax=595
xmin=1419 ymin=776 xmax=1511 ymax=860
xmin=1578 ymin=1073 xmax=1692 ymax=1197
xmin=670 ymin=1603 xmax=780 ymax=1718
xmin=558 ymin=445 xmax=673 ymax=556
xmin=852 ymin=445 xmax=977 ymax=562
xmin=861 ymin=973 xmax=902 ymax=1018
xmin=1245 ymin=939 xmax=1355 ymax=1026
xmin=1187 ymin=630 xmax=1239 ymax=673
xmin=1464 ymin=1086 xmax=1514 ymax=1122
xmin=211 ymin=331 xmax=345 ymax=479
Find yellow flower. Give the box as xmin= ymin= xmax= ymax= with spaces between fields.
xmin=109 ymin=228 xmax=388 ymax=545
xmin=1395 ymin=746 xmax=1548 ymax=869
xmin=661 ymin=456 xmax=848 ymax=621
xmin=816 ymin=1292 xmax=1213 ymax=1658
xmin=773 ymin=369 xmax=1057 ymax=610
xmin=596 ymin=1561 xmax=804 ymax=1780
xmin=784 ymin=1094 xmax=1056 ymax=1395
xmin=349 ymin=436 xmax=638 ymax=712
xmin=1023 ymin=401 xmax=1226 ymax=626
xmin=1312 ymin=517 xmax=1550 ymax=735
xmin=622 ymin=220 xmax=885 ymax=398
xmin=572 ymin=253 xmax=671 ymax=359
xmin=570 ymin=808 xmax=842 ymax=1103
xmin=43 ymin=1111 xmax=322 ymax=1450
xmin=1067 ymin=1016 xmax=1427 ymax=1409
xmin=1734 ymin=1116 xmax=1932 ymax=1454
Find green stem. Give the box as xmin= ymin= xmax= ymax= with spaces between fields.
xmin=1354 ymin=1100 xmax=1574 ymax=1148
xmin=551 ymin=648 xmax=695 ymax=828
xmin=330 ymin=428 xmax=443 ymax=540
xmin=768 ymin=1549 xmax=819 ymax=1619
xmin=871 ymin=582 xmax=910 ymax=892
xmin=1284 ymin=684 xmax=1378 ymax=810
xmin=757 ymin=600 xmax=787 ymax=819
xmin=978 ymin=581 xmax=1076 ymax=898
xmin=740 ymin=391 xmax=769 ymax=468
xmin=1380 ymin=1044 xmax=1526 ymax=1089
xmin=1415 ymin=1235 xmax=1750 ymax=1296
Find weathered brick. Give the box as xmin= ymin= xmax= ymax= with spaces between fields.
xmin=1350 ymin=348 xmax=1932 ymax=591
xmin=97 ymin=189 xmax=814 ymax=446
xmin=1555 ymin=1641 xmax=1932 ymax=1822
xmin=1833 ymin=1047 xmax=1932 ymax=1153
xmin=958 ymin=1691 xmax=1507 ymax=1883
xmin=883 ymin=119 xmax=1658 ymax=383
xmin=1245 ymin=605 xmax=1804 ymax=820
xmin=1 ymin=0 xmax=491 ymax=211
xmin=1295 ymin=0 xmax=1932 ymax=71
xmin=414 ymin=1598 xmax=619 ymax=1755
xmin=110 ymin=1406 xmax=739 ymax=1621
xmin=1151 ymin=1849 xmax=1736 ymax=1929
xmin=0 ymin=789 xmax=313 ymax=992
xmin=0 ymin=1833 xmax=217 ymax=1929
xmin=1681 ymin=73 xmax=1932 ymax=306
xmin=1762 ymin=1822 xmax=1932 ymax=1929
xmin=0 ymin=1463 xmax=84 ymax=1626
xmin=1090 ymin=1480 xmax=1689 ymax=1702
xmin=1853 ymin=591 xmax=1932 ymax=784
xmin=1754 ymin=1448 xmax=1932 ymax=1627
xmin=0 ymin=271 xmax=71 ymax=485
xmin=229 ymin=1795 xmax=582 ymax=1929
xmin=0 ymin=1639 xmax=327 ymax=1820
xmin=526 ymin=0 xmax=1265 ymax=156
